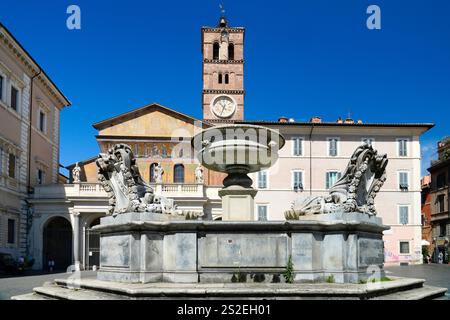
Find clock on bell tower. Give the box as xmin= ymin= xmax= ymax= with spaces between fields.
xmin=201 ymin=14 xmax=245 ymax=122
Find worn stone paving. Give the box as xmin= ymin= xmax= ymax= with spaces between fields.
xmin=385 ymin=264 xmax=450 ymax=300
xmin=0 ymin=271 xmax=96 ymax=300
xmin=1 ymin=264 xmax=449 ymax=300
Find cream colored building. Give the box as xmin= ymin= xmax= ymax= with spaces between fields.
xmin=245 ymin=120 xmax=433 ymax=265
xmin=0 ymin=23 xmax=70 ymax=260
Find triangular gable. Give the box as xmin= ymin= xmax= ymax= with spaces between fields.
xmin=93 ymin=103 xmax=209 ymax=138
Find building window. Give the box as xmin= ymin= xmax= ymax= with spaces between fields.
xmin=399 ymin=241 xmax=410 ymax=254
xmin=213 ymin=42 xmax=220 ymax=60
xmin=399 ymin=172 xmax=409 ymax=191
xmin=398 ymin=139 xmax=408 ymax=157
xmin=224 ymin=73 xmax=229 ymax=84
xmin=362 ymin=138 xmax=374 ymax=147
xmin=218 ymin=73 xmax=223 ymax=84
xmin=258 ymin=171 xmax=268 ymax=189
xmin=228 ymin=43 xmax=234 ymax=60
xmin=326 ymin=171 xmax=342 ymax=189
xmin=173 ymin=164 xmax=185 ymax=183
xmin=0 ymin=75 xmax=3 ymax=101
xmin=292 ymin=137 xmax=303 ymax=156
xmin=292 ymin=171 xmax=303 ymax=191
xmin=437 ymin=194 xmax=445 ymax=213
xmin=39 ymin=110 xmax=46 ymax=133
xmin=7 ymin=219 xmax=15 ymax=244
xmin=328 ymin=138 xmax=339 ymax=157
xmin=37 ymin=169 xmax=45 ymax=185
xmin=440 ymin=223 xmax=446 ymax=237
xmin=399 ymin=206 xmax=409 ymax=225
xmin=11 ymin=86 xmax=19 ymax=111
xmin=437 ymin=173 xmax=446 ymax=189
xmin=149 ymin=163 xmax=157 ymax=183
xmin=8 ymin=153 xmax=16 ymax=178
xmin=257 ymin=205 xmax=267 ymax=221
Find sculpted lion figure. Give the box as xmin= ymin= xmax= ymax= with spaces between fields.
xmin=96 ymin=144 xmax=203 ymax=220
xmin=285 ymin=143 xmax=388 ymax=219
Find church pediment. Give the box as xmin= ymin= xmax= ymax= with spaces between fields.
xmin=93 ymin=103 xmax=209 ymax=138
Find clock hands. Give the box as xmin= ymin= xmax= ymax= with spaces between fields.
xmin=213 ymin=97 xmax=234 ymax=118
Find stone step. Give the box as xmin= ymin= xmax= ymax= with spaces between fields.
xmin=52 ymin=277 xmax=437 ymax=300
xmin=32 ymin=284 xmax=130 ymax=300
xmin=371 ymin=285 xmax=448 ymax=300
xmin=11 ymin=293 xmax=55 ymax=300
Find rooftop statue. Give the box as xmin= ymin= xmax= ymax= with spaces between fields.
xmin=285 ymin=143 xmax=388 ymax=219
xmin=96 ymin=144 xmax=202 ymax=219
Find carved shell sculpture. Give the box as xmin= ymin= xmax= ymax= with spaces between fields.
xmin=96 ymin=143 xmax=204 ymax=220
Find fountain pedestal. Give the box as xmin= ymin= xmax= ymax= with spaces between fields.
xmin=219 ymin=186 xmax=257 ymax=220
xmin=192 ymin=125 xmax=286 ymax=221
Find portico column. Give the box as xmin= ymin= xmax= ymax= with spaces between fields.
xmin=72 ymin=211 xmax=81 ymax=271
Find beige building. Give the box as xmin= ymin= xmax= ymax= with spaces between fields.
xmin=0 ymin=23 xmax=70 ymax=260
xmin=28 ymin=14 xmax=433 ymax=271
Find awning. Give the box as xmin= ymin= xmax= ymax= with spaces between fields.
xmin=421 ymin=240 xmax=430 ymax=246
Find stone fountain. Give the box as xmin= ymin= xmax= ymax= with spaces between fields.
xmin=192 ymin=124 xmax=285 ymax=220
xmin=13 ymin=136 xmax=447 ymax=300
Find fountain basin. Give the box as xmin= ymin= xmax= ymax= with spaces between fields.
xmin=192 ymin=124 xmax=285 ymax=174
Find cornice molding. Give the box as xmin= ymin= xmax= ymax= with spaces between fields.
xmin=204 ymin=59 xmax=244 ymax=64
xmin=0 ymin=28 xmax=69 ymax=108
xmin=203 ymin=89 xmax=245 ymax=95
xmin=201 ymin=27 xmax=244 ymax=33
xmin=0 ymin=134 xmax=23 ymax=154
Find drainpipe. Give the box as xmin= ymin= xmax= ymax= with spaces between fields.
xmin=22 ymin=69 xmax=41 ymax=259
xmin=27 ymin=69 xmax=42 ymax=194
xmin=308 ymin=123 xmax=315 ymax=196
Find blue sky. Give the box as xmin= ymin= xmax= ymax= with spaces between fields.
xmin=1 ymin=0 xmax=449 ymax=175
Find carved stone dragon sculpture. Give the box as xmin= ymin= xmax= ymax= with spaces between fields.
xmin=96 ymin=144 xmax=203 ymax=220
xmin=285 ymin=143 xmax=388 ymax=219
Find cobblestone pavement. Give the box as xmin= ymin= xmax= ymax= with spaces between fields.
xmin=386 ymin=263 xmax=450 ymax=299
xmin=0 ymin=270 xmax=96 ymax=300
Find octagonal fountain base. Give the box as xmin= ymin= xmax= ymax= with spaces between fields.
xmin=93 ymin=212 xmax=391 ymax=285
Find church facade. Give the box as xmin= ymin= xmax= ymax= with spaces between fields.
xmin=28 ymin=15 xmax=433 ymax=270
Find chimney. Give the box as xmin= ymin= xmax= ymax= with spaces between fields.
xmin=310 ymin=116 xmax=322 ymax=123
xmin=278 ymin=117 xmax=288 ymax=123
xmin=336 ymin=117 xmax=343 ymax=124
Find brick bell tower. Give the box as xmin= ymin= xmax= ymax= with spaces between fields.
xmin=201 ymin=12 xmax=245 ymax=122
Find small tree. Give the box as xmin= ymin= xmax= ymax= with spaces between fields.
xmin=283 ymin=255 xmax=294 ymax=284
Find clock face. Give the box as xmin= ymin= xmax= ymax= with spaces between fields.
xmin=212 ymin=96 xmax=236 ymax=118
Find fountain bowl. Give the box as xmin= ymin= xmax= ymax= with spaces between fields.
xmin=191 ymin=124 xmax=285 ymax=175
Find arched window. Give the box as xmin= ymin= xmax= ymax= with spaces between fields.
xmin=225 ymin=73 xmax=229 ymax=84
xmin=218 ymin=73 xmax=223 ymax=84
xmin=228 ymin=43 xmax=234 ymax=60
xmin=149 ymin=163 xmax=158 ymax=183
xmin=173 ymin=164 xmax=185 ymax=183
xmin=213 ymin=42 xmax=220 ymax=60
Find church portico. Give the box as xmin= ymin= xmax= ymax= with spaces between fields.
xmin=28 ymin=180 xmax=220 ymax=270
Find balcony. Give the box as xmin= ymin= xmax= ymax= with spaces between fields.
xmin=150 ymin=183 xmax=205 ymax=198
xmin=33 ymin=182 xmax=206 ymax=200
